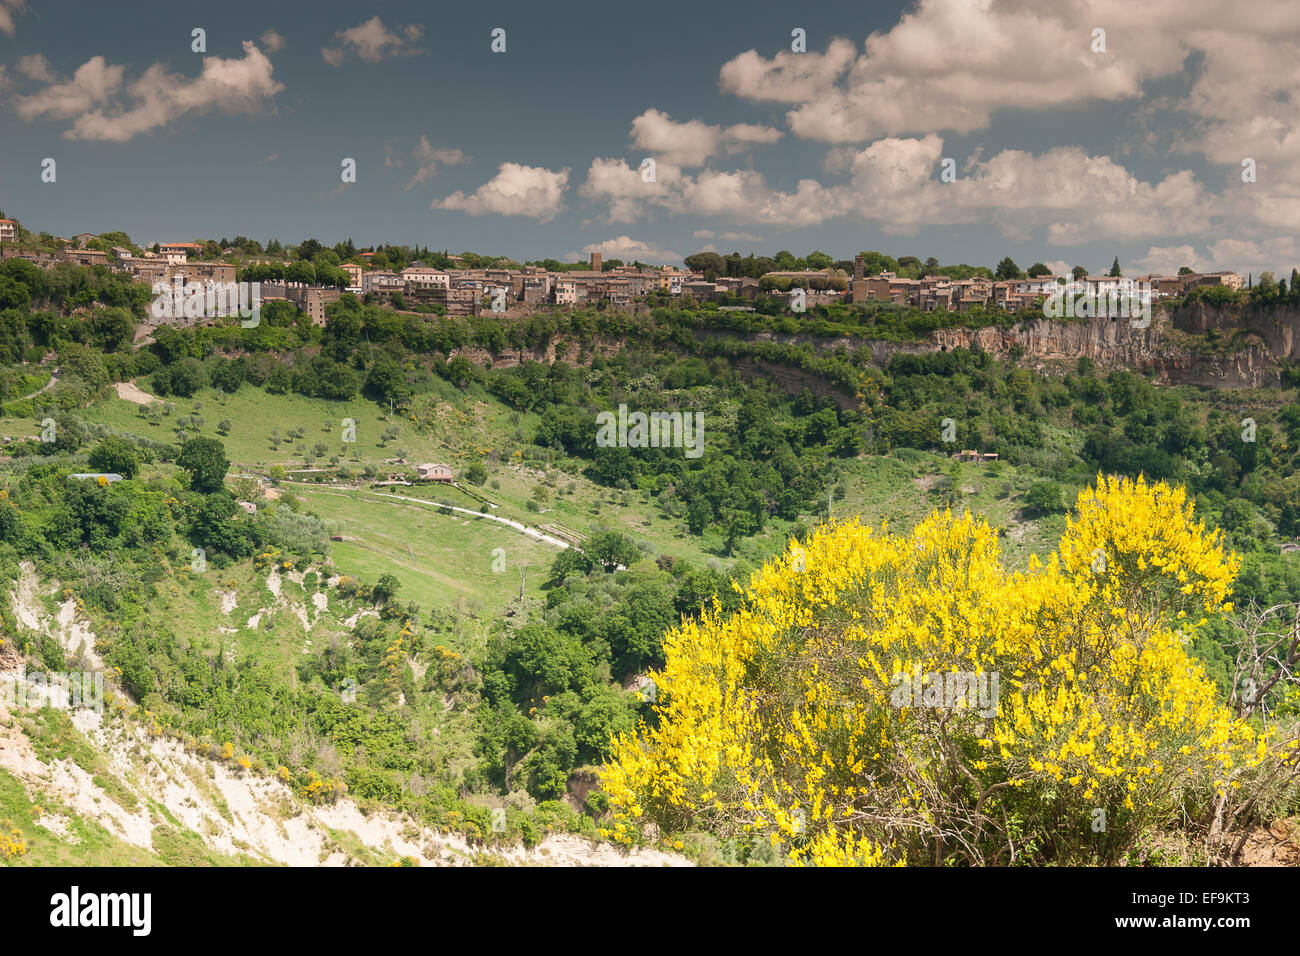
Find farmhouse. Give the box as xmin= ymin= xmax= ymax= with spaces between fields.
xmin=951 ymin=451 xmax=999 ymax=464
xmin=416 ymin=463 xmax=454 ymax=482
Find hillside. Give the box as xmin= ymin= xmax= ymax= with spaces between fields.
xmin=1 ymin=704 xmax=688 ymax=867
xmin=1 ymin=553 xmax=687 ymax=866
xmin=0 ymin=276 xmax=1298 ymax=866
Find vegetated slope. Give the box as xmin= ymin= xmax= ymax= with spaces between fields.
xmin=0 ymin=708 xmax=687 ymax=867
xmin=2 ymin=274 xmax=1299 ymax=864
xmin=0 ymin=562 xmax=687 ymax=867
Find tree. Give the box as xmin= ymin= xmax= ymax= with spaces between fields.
xmin=1072 ymin=265 xmax=1088 ymax=280
xmin=296 ymin=238 xmax=324 ymax=261
xmin=1023 ymin=480 xmax=1063 ymax=515
xmin=587 ymin=531 xmax=638 ymax=573
xmin=465 ymin=461 xmax=487 ymax=485
xmin=177 ymin=436 xmax=230 ymax=494
xmin=59 ymin=343 xmax=110 ymax=393
xmin=684 ymin=252 xmax=726 ymax=279
xmin=1027 ymin=262 xmax=1052 ymax=277
xmin=90 ymin=307 xmax=136 ymax=352
xmin=1179 ymin=266 xmax=1194 ymax=276
xmin=857 ymin=251 xmax=899 ymax=276
xmin=209 ymin=359 xmax=245 ymax=394
xmin=364 ymin=357 xmax=408 ymax=403
xmin=1253 ymin=271 xmax=1277 ymax=299
xmin=994 ymin=257 xmax=1023 ymax=280
xmin=373 ymin=573 xmax=401 ymax=604
xmin=1219 ymin=498 xmax=1256 ymax=534
xmin=1279 ymin=502 xmax=1300 ymax=537
xmin=285 ymin=260 xmax=316 ymax=285
xmin=155 ymin=358 xmax=207 ymax=398
xmin=87 ymin=436 xmax=140 ymax=479
xmin=1109 ymin=256 xmax=1122 ymax=277
xmin=193 ymin=492 xmax=254 ymax=558
xmin=0 ymin=497 xmax=19 ymax=543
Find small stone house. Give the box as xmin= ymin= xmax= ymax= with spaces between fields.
xmin=416 ymin=463 xmax=454 ymax=483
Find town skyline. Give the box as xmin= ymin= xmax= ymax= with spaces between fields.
xmin=0 ymin=212 xmax=1251 ymax=325
xmin=5 ymin=207 xmax=1261 ymax=276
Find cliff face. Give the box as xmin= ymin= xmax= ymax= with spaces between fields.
xmin=447 ymin=304 xmax=1300 ymax=392
xmin=1173 ymin=301 xmax=1300 ymax=363
xmin=871 ymin=304 xmax=1300 ymax=388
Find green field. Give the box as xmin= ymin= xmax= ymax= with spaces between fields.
xmin=833 ymin=451 xmax=1072 ymax=568
xmin=293 ymin=487 xmax=559 ymax=613
xmin=30 ymin=376 xmax=1080 ymax=617
xmin=70 ymin=379 xmax=807 ymax=593
xmin=80 ymin=382 xmax=454 ymax=470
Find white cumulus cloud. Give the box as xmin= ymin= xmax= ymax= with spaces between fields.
xmin=565 ymin=236 xmax=681 ymax=264
xmin=16 ymin=53 xmax=53 ymax=82
xmin=0 ymin=0 xmax=26 ymax=37
xmin=259 ymin=30 xmax=285 ymax=54
xmin=406 ymin=136 xmax=469 ymax=190
xmin=580 ymin=134 xmax=1210 ymax=244
xmin=323 ymin=17 xmax=423 ymax=66
xmin=434 ymin=162 xmax=570 ymax=222
xmin=629 ymin=108 xmax=782 ymax=166
xmin=1132 ymin=238 xmax=1300 ymax=278
xmin=11 ymin=40 xmax=283 ymax=141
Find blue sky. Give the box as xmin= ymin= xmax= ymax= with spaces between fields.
xmin=1 ymin=0 xmax=1296 ymax=276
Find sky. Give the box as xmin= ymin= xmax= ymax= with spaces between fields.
xmin=0 ymin=0 xmax=1297 ymax=276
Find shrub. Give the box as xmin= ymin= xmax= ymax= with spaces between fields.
xmin=87 ymin=436 xmax=140 ymax=478
xmin=602 ymin=476 xmax=1273 ymax=866
xmin=1023 ymin=480 xmax=1064 ymax=515
xmin=0 ymin=822 xmax=27 ymax=860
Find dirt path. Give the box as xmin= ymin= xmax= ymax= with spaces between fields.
xmin=367 ymin=492 xmax=574 ymax=550
xmin=301 ymin=486 xmax=574 ymax=551
xmin=10 ymin=370 xmax=59 ymax=402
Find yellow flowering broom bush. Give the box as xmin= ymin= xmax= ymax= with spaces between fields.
xmin=601 ymin=476 xmax=1275 ymax=865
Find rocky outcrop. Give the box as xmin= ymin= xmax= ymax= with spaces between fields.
xmin=448 ymin=303 xmax=1300 ymax=391
xmin=1173 ymin=301 xmax=1300 ymax=363
xmin=754 ymin=305 xmax=1297 ymax=389
xmin=904 ymin=309 xmax=1288 ymax=388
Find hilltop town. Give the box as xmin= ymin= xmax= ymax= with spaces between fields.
xmin=0 ymin=217 xmax=1248 ymax=329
